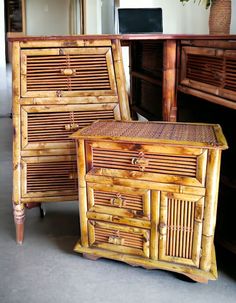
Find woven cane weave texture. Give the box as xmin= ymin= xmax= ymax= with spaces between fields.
xmin=79 ymin=121 xmax=218 ymax=145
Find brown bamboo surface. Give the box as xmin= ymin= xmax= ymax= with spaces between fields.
xmin=180 ymin=46 xmax=236 ymax=103
xmin=8 ymin=34 xmax=236 ymax=43
xmin=71 ymin=120 xmax=228 ymax=149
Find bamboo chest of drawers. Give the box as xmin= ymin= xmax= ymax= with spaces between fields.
xmin=11 ymin=36 xmax=130 ymax=244
xmin=71 ymin=120 xmax=228 ymax=283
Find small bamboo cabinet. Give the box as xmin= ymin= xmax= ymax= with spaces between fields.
xmin=11 ymin=36 xmax=130 ymax=244
xmin=71 ymin=120 xmax=228 ymax=283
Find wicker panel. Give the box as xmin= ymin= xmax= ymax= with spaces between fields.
xmin=92 ymin=148 xmax=197 ymax=177
xmin=26 ymin=52 xmax=111 ymax=92
xmin=27 ymin=110 xmax=115 ymax=143
xmin=26 ymin=160 xmax=78 ymax=194
xmin=166 ymin=198 xmax=195 ymax=259
xmin=93 ymin=190 xmax=143 ymax=211
xmin=94 ymin=225 xmax=144 ymax=250
xmin=80 ymin=121 xmax=218 ymax=146
xmin=186 ymin=54 xmax=223 ymax=87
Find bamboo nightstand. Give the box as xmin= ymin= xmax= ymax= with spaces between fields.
xmin=71 ymin=120 xmax=228 ymax=283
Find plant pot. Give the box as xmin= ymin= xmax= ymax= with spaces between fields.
xmin=209 ymin=0 xmax=231 ymax=35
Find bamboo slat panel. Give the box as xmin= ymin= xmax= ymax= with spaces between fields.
xmin=159 ymin=192 xmax=203 ymax=267
xmin=21 ymin=105 xmax=118 ymax=150
xmin=88 ymin=220 xmax=150 ymax=258
xmin=92 ymin=148 xmax=197 ymax=177
xmin=180 ymin=46 xmax=236 ymax=102
xmin=21 ymin=47 xmax=117 ymax=97
xmin=21 ymin=156 xmax=78 ymax=198
xmin=87 ymin=182 xmax=150 ymax=220
xmin=85 ymin=140 xmax=208 ymax=187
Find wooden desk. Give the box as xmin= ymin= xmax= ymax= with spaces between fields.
xmin=121 ymin=34 xmax=236 ymax=121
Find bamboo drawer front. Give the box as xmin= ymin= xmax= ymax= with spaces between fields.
xmin=11 ymin=37 xmax=130 ymax=244
xmin=179 ymin=42 xmax=236 ymax=110
xmin=71 ymin=120 xmax=228 ymax=283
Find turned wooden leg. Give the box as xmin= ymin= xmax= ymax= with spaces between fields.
xmin=13 ymin=203 xmax=25 ymax=244
xmin=83 ymin=253 xmax=100 ymax=261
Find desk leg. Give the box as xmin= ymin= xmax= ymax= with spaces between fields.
xmin=163 ymin=40 xmax=177 ymax=122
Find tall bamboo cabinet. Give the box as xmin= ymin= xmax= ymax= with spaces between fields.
xmin=71 ymin=120 xmax=228 ymax=283
xmin=11 ymin=36 xmax=130 ymax=244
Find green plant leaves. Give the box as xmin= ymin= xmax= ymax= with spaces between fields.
xmin=179 ymin=0 xmax=213 ymax=9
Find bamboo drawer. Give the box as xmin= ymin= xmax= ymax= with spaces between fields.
xmin=88 ymin=220 xmax=150 ymax=258
xmin=72 ymin=120 xmax=228 ymax=283
xmin=85 ymin=140 xmax=207 ymax=187
xmin=20 ymin=47 xmax=117 ymax=98
xmin=87 ymin=182 xmax=150 ymax=221
xmin=179 ymin=44 xmax=236 ymax=109
xmin=21 ymin=104 xmax=120 ymax=151
xmin=20 ymin=156 xmax=78 ymax=202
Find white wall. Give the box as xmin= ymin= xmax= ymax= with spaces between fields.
xmin=84 ymin=0 xmax=102 ymax=34
xmin=232 ymin=0 xmax=236 ymax=33
xmin=119 ymin=0 xmax=209 ymax=34
xmin=101 ymin=0 xmax=115 ymax=34
xmin=26 ymin=0 xmax=71 ymax=35
xmin=0 ymin=0 xmax=5 ymax=66
xmin=0 ymin=0 xmax=9 ymax=116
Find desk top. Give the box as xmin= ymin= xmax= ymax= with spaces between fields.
xmin=8 ymin=33 xmax=236 ymax=42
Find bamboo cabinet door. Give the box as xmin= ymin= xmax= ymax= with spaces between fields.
xmin=180 ymin=46 xmax=236 ymax=102
xmin=20 ymin=47 xmax=117 ymax=98
xmin=158 ymin=192 xmax=204 ymax=267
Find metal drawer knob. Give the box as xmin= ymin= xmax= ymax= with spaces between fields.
xmin=159 ymin=222 xmax=167 ymax=235
xmin=61 ymin=68 xmax=76 ymax=76
xmin=108 ymin=236 xmax=124 ymax=245
xmin=110 ymin=194 xmax=125 ymax=208
xmin=131 ymin=152 xmax=149 ymax=171
xmin=64 ymin=123 xmax=79 ymax=131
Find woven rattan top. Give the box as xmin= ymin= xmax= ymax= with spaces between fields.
xmin=71 ymin=120 xmax=228 ymax=149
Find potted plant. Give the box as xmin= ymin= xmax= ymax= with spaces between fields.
xmin=180 ymin=0 xmax=232 ymax=35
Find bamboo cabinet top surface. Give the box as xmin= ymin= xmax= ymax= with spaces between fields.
xmin=70 ymin=120 xmax=228 ymax=150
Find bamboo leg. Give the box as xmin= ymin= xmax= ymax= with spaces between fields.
xmin=13 ymin=203 xmax=25 ymax=244
xmin=162 ymin=40 xmax=177 ymax=122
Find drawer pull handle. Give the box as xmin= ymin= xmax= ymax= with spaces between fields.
xmin=110 ymin=194 xmax=125 ymax=208
xmin=64 ymin=123 xmax=79 ymax=131
xmin=61 ymin=68 xmax=76 ymax=76
xmin=108 ymin=236 xmax=124 ymax=245
xmin=131 ymin=154 xmax=149 ymax=171
xmin=159 ymin=222 xmax=167 ymax=235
